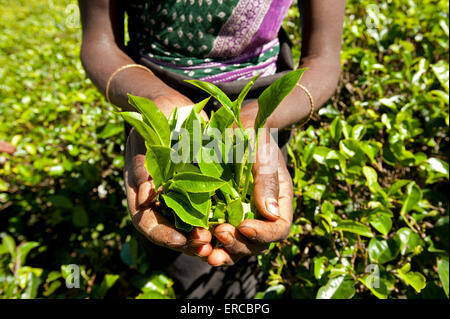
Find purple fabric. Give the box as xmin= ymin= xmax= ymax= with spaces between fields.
xmin=141 ymin=38 xmax=279 ymax=71
xmin=241 ymin=0 xmax=293 ymax=55
xmin=198 ymin=56 xmax=278 ymax=82
xmin=207 ymin=0 xmax=273 ymax=59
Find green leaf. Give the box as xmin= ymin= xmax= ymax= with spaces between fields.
xmin=20 ymin=269 xmax=43 ymax=299
xmin=339 ymin=139 xmax=364 ymax=162
xmin=198 ymin=146 xmax=225 ymax=178
xmin=212 ymin=201 xmax=227 ymax=222
xmin=312 ymin=146 xmax=332 ymax=165
xmin=168 ymin=183 xmax=211 ymax=216
xmin=168 ymin=107 xmax=178 ymax=133
xmin=119 ymin=112 xmax=161 ymax=146
xmin=94 ymin=274 xmax=120 ymax=298
xmin=193 ymin=97 xmax=210 ymax=114
xmin=233 ymin=73 xmax=260 ymax=115
xmin=181 ymin=107 xmax=203 ymax=161
xmin=72 ymin=206 xmax=89 ymax=228
xmin=368 ymin=207 xmax=393 ymax=235
xmin=128 ymin=94 xmax=170 ymax=146
xmin=254 ymin=284 xmax=286 ymax=299
xmin=360 ymin=141 xmax=380 ymax=165
xmin=172 ymin=212 xmax=194 ymax=232
xmin=330 ymin=117 xmax=343 ymax=141
xmin=185 ymin=80 xmax=234 ymax=111
xmin=368 ymin=236 xmax=400 ymax=264
xmin=314 ymin=256 xmax=328 ymax=280
xmin=431 ymin=60 xmax=449 ymax=92
xmin=255 ymin=69 xmax=306 ymax=129
xmin=172 ymin=172 xmax=225 ymax=193
xmin=303 ymin=184 xmax=326 ymax=201
xmin=387 ymin=179 xmax=410 ymax=196
xmin=358 ymin=275 xmax=389 ymax=299
xmin=18 ymin=242 xmax=40 ymax=266
xmin=335 ymin=220 xmax=374 ymax=237
xmin=207 ymin=107 xmax=235 ymax=134
xmin=362 ymin=166 xmax=387 ymax=199
xmin=316 ymin=276 xmax=356 ymax=299
xmin=318 ymin=105 xmax=340 ymax=118
xmin=437 ymin=259 xmax=449 ymax=298
xmin=395 ymin=227 xmax=421 ymax=255
xmin=400 ymin=182 xmax=422 ymax=215
xmin=227 ymin=198 xmax=244 ymax=227
xmin=351 ymin=124 xmax=366 ymax=140
xmin=396 ymin=263 xmax=426 ymax=293
xmin=1 ymin=234 xmax=16 ymax=258
xmin=137 ymin=273 xmax=175 ymax=299
xmin=425 ymin=157 xmax=449 ymax=183
xmin=98 ymin=123 xmax=124 ymax=139
xmin=162 ymin=192 xmax=208 ymax=228
xmin=145 ymin=145 xmax=172 ymax=188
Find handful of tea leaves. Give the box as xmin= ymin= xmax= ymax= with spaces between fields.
xmin=119 ymin=69 xmax=305 ymax=232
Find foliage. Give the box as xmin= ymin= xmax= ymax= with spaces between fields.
xmin=0 ymin=0 xmax=448 ymax=299
xmin=119 ymin=70 xmax=304 ymax=231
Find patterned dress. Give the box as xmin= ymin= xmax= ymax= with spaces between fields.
xmin=125 ymin=0 xmax=294 ymax=83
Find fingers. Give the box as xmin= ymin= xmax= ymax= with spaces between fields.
xmin=125 ymin=129 xmax=212 ymax=259
xmin=130 ymin=205 xmax=213 ymax=257
xmin=208 ymin=223 xmax=269 ymax=267
xmin=239 ymin=150 xmax=294 ymax=244
xmin=207 ymin=248 xmax=238 ymax=267
xmin=125 ymin=129 xmax=158 ymax=209
xmin=138 ymin=180 xmax=157 ymax=208
xmin=253 ymin=132 xmax=280 ymax=220
xmin=188 ymin=227 xmax=212 ymax=247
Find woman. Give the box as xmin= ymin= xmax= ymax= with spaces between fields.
xmin=78 ymin=0 xmax=345 ymax=298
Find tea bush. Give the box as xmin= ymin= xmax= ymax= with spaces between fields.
xmin=0 ymin=0 xmax=448 ymax=299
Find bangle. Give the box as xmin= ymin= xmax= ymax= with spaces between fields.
xmin=105 ymin=64 xmax=154 ymax=104
xmin=296 ymin=83 xmax=315 ymax=128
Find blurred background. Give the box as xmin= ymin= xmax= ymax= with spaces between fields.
xmin=0 ymin=0 xmax=448 ymax=299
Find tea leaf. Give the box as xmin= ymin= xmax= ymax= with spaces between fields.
xmin=162 ymin=192 xmax=208 ymax=228
xmin=172 ymin=172 xmax=226 ymax=193
xmin=120 ymin=112 xmax=161 ymax=146
xmin=185 ymin=80 xmax=234 ymax=112
xmin=227 ymin=198 xmax=244 ymax=227
xmin=437 ymin=259 xmax=449 ymax=298
xmin=128 ymin=94 xmax=170 ymax=146
xmin=335 ymin=220 xmax=374 ymax=237
xmin=145 ymin=145 xmax=172 ymax=188
xmin=255 ymin=68 xmax=305 ymax=129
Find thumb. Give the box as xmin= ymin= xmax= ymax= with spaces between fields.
xmin=128 ymin=129 xmax=157 ymax=208
xmin=253 ymin=131 xmax=280 ymax=220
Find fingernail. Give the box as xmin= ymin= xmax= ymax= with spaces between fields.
xmin=169 ymin=233 xmax=187 ymax=247
xmin=265 ymin=197 xmax=279 ymax=218
xmin=239 ymin=226 xmax=257 ymax=240
xmin=216 ymin=231 xmax=234 ymax=246
xmin=188 ymin=238 xmax=209 ymax=247
xmin=195 ymin=244 xmax=212 ymax=257
xmin=138 ymin=181 xmax=155 ymax=208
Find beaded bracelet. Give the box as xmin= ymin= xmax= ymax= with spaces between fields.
xmin=296 ymin=83 xmax=315 ymax=128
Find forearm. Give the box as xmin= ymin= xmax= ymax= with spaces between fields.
xmin=266 ymin=54 xmax=341 ymax=129
xmin=78 ymin=0 xmax=189 ymax=113
xmin=80 ymin=43 xmax=186 ymax=113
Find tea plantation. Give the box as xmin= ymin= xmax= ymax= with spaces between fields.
xmin=0 ymin=0 xmax=448 ymax=299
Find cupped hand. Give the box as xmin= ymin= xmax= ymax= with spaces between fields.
xmin=124 ymin=94 xmax=211 ymax=258
xmin=207 ymin=127 xmax=294 ymax=266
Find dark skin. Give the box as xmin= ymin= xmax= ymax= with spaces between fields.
xmin=79 ymin=0 xmax=346 ymax=266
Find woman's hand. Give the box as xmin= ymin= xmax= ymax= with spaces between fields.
xmin=124 ymin=94 xmax=212 ymax=258
xmin=207 ymin=102 xmax=294 ymax=266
